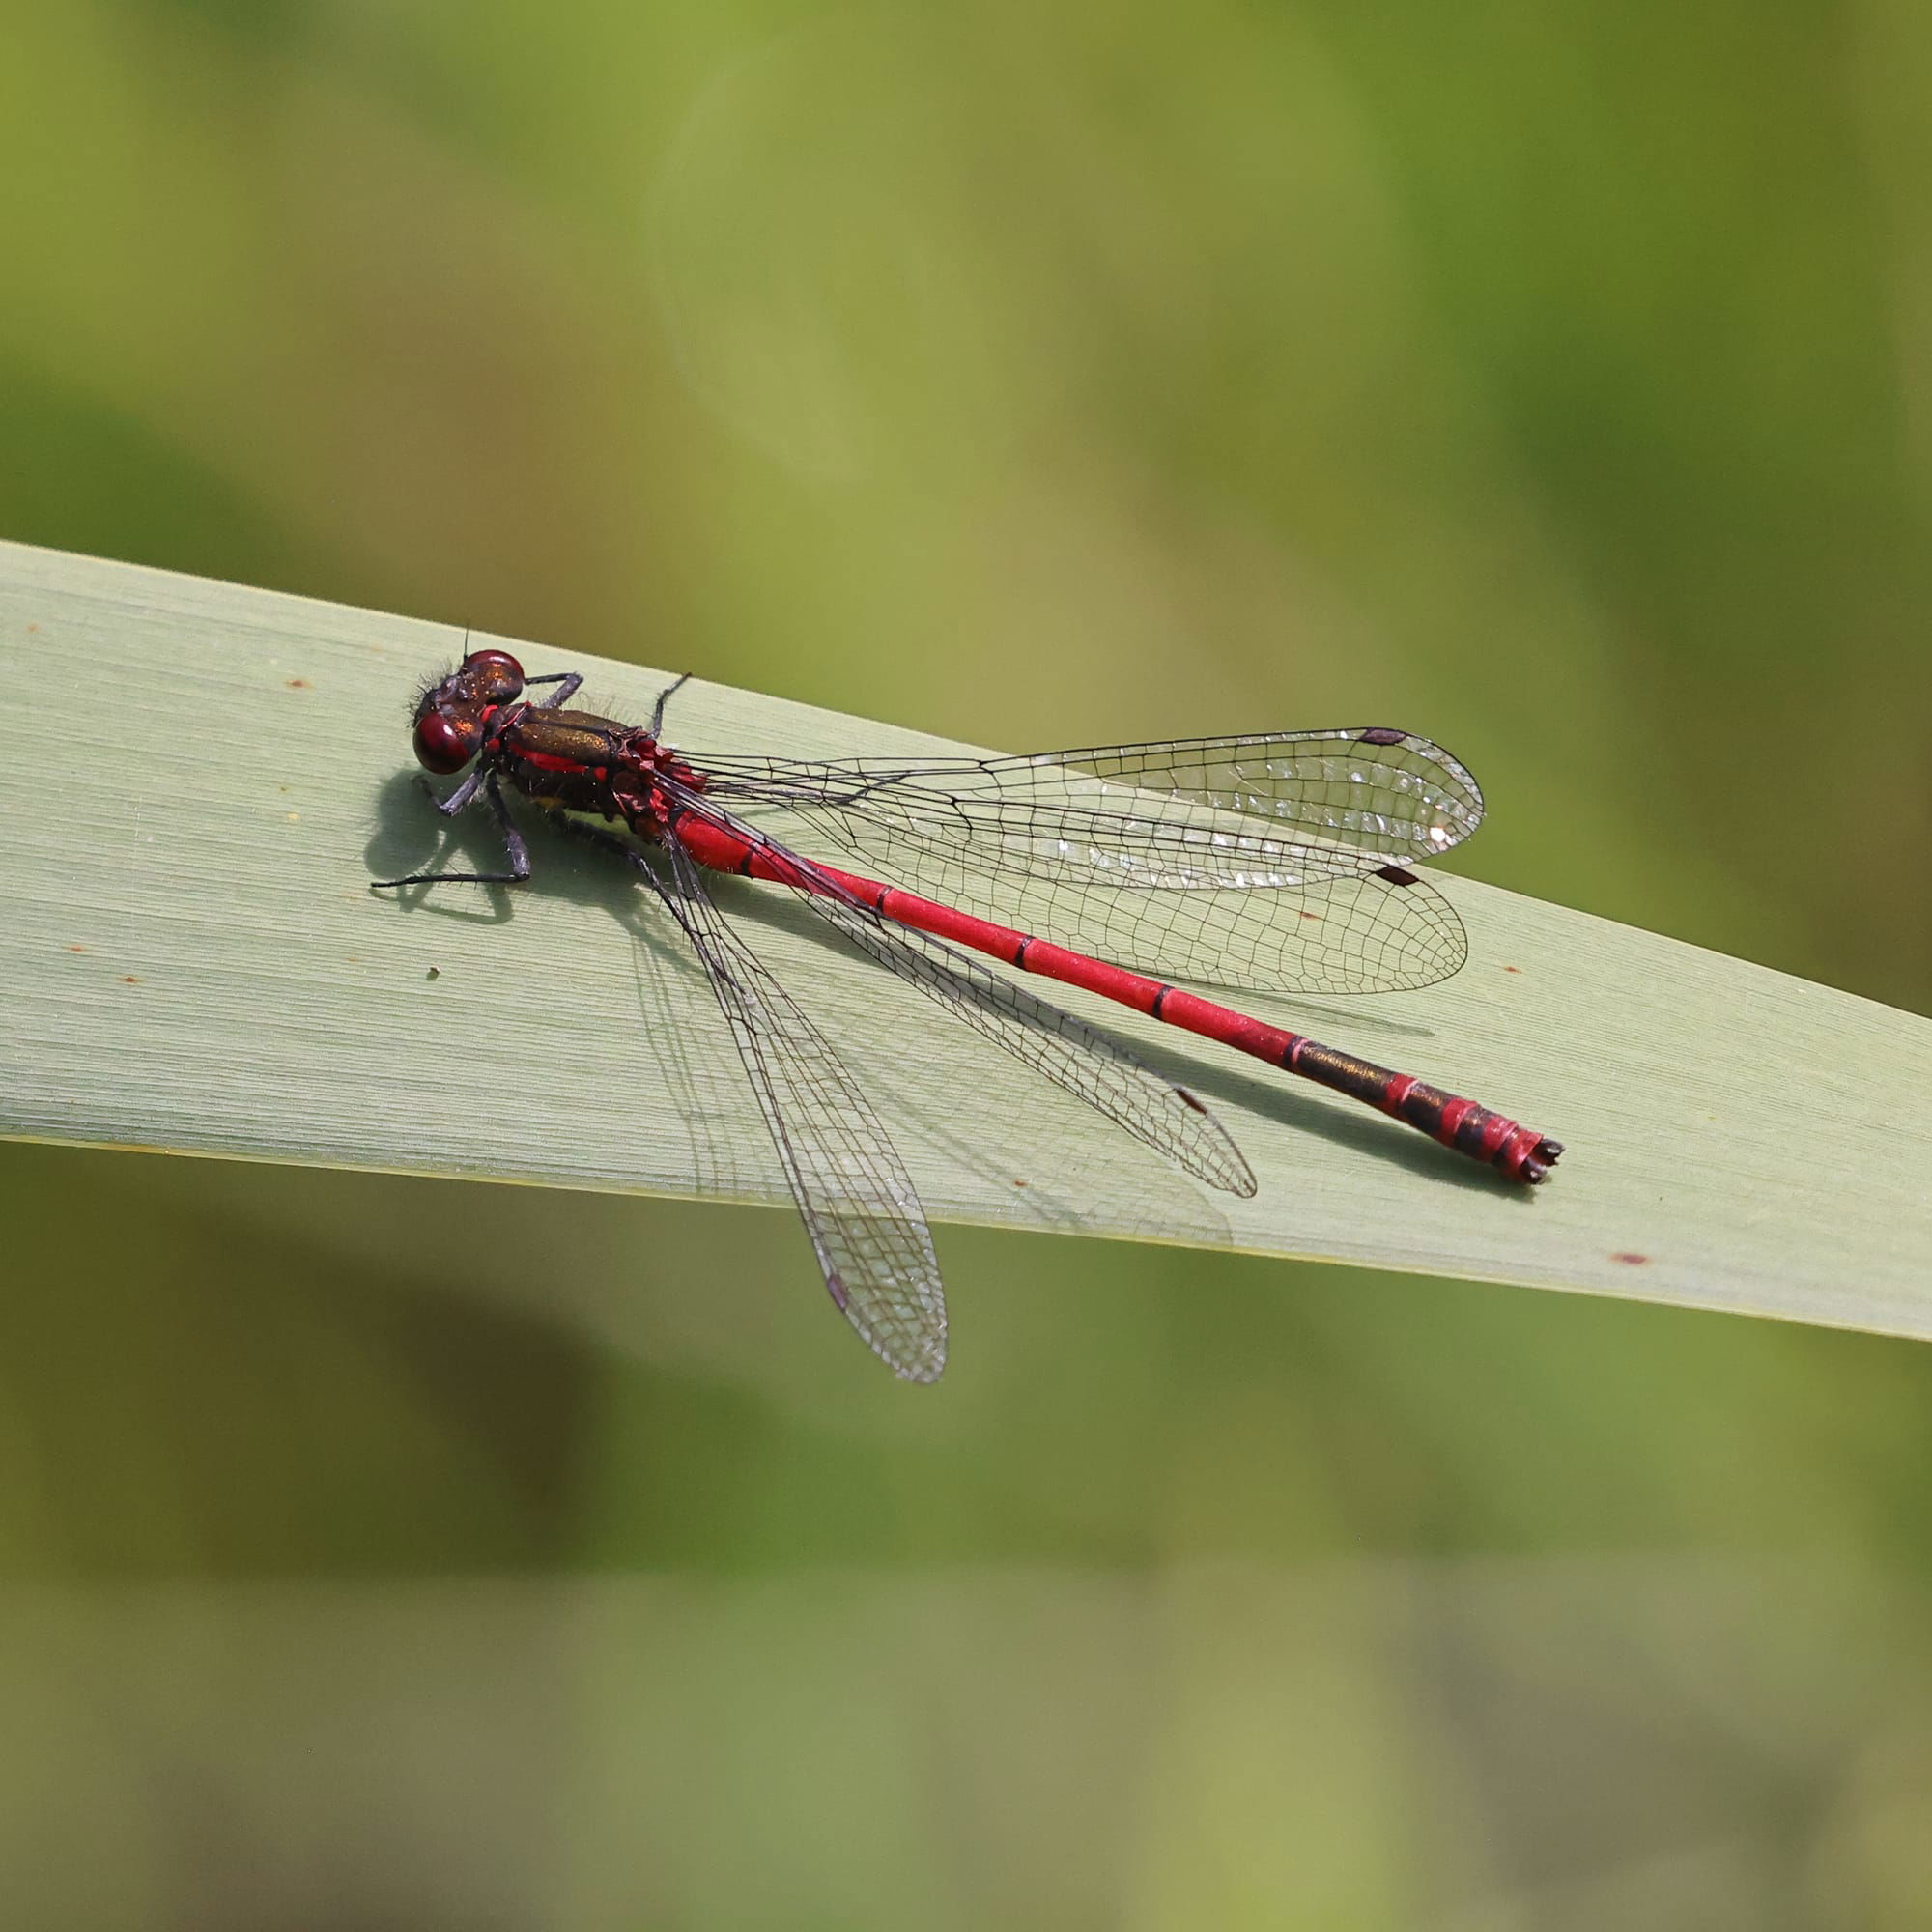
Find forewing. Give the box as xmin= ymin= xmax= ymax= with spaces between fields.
xmin=695 ymin=730 xmax=1478 ymax=994
xmin=700 ymin=728 xmax=1481 ymax=878
xmin=1013 ymin=732 xmax=1483 ymax=860
xmin=655 ymin=837 xmax=948 ymax=1383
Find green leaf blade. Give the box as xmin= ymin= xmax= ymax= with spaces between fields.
xmin=3 ymin=540 xmax=1928 ymax=1342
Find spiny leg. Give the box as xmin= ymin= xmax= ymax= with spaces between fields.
xmin=434 ymin=768 xmax=486 ymax=816
xmin=523 ymin=671 xmax=583 ymax=708
xmin=650 ymin=671 xmax=694 ymax=737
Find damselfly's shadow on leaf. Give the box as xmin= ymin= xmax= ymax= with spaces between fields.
xmin=368 ymin=775 xmax=756 ymax=1197
xmin=366 ymin=771 xmax=521 ymax=925
xmin=370 ymin=777 xmax=1233 ymax=1237
xmin=367 ymin=772 xmax=655 ymax=926
xmin=370 ymin=771 xmax=1530 ymax=1209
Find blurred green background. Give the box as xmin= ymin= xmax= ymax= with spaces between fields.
xmin=4 ymin=2 xmax=1932 ymax=1925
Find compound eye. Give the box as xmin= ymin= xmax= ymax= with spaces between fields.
xmin=414 ymin=709 xmax=478 ymax=774
xmin=464 ymin=646 xmax=524 ymax=680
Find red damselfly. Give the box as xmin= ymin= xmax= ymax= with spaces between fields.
xmin=373 ymin=650 xmax=1561 ymax=1381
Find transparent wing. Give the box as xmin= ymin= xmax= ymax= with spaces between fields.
xmin=654 ymin=835 xmax=948 ymax=1383
xmin=694 ymin=730 xmax=1478 ymax=993
xmin=697 ymin=729 xmax=1484 ymax=882
xmin=664 ymin=784 xmax=1257 ymax=1200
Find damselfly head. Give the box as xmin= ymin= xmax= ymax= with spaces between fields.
xmin=410 ymin=649 xmax=528 ymax=774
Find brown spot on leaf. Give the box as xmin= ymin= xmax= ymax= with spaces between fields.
xmin=287 ymin=677 xmax=311 ymax=690
xmin=1610 ymin=1252 xmax=1650 ymax=1266
xmin=121 ymin=975 xmax=140 ymax=985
